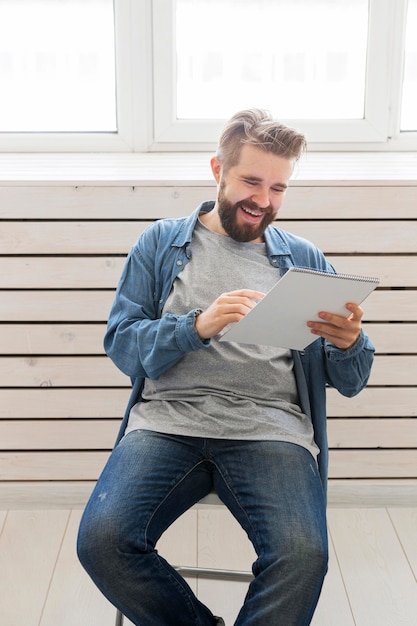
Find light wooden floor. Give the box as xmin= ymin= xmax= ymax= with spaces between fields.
xmin=1 ymin=504 xmax=417 ymax=625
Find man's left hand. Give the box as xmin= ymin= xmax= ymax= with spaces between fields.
xmin=307 ymin=303 xmax=363 ymax=350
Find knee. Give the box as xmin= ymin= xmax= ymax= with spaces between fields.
xmin=286 ymin=532 xmax=328 ymax=577
xmin=76 ymin=513 xmax=99 ymax=571
xmin=300 ymin=536 xmax=328 ymax=575
xmin=77 ymin=508 xmax=122 ymax=575
xmin=259 ymin=532 xmax=328 ymax=579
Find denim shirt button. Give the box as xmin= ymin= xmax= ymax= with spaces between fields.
xmin=176 ymin=260 xmax=183 ymax=266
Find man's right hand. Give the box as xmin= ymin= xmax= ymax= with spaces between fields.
xmin=194 ymin=289 xmax=265 ymax=340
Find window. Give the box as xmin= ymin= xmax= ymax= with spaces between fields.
xmin=0 ymin=0 xmax=116 ymax=132
xmin=152 ymin=0 xmax=407 ymax=147
xmin=175 ymin=0 xmax=369 ymax=121
xmin=0 ymin=0 xmax=143 ymax=151
xmin=0 ymin=0 xmax=415 ymax=151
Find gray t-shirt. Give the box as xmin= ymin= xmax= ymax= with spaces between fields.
xmin=127 ymin=219 xmax=319 ymax=459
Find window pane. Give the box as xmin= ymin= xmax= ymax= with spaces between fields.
xmin=401 ymin=0 xmax=417 ymax=131
xmin=176 ymin=0 xmax=368 ymax=120
xmin=0 ymin=0 xmax=116 ymax=132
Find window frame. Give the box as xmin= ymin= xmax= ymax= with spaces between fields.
xmin=0 ymin=0 xmax=415 ymax=153
xmin=152 ymin=0 xmax=412 ymax=151
xmin=0 ymin=0 xmax=152 ymax=153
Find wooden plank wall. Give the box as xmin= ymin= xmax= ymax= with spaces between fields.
xmin=0 ymin=183 xmax=416 ymax=495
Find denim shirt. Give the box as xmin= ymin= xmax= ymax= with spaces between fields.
xmin=104 ymin=202 xmax=375 ymax=494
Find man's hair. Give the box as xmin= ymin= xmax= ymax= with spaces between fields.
xmin=216 ymin=108 xmax=307 ymax=172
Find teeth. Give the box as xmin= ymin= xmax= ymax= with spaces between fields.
xmin=242 ymin=206 xmax=261 ymax=217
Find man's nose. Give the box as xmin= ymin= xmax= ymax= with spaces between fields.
xmin=251 ymin=187 xmax=270 ymax=209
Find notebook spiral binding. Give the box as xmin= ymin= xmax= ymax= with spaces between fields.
xmin=291 ymin=266 xmax=380 ymax=284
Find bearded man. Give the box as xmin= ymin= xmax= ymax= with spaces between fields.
xmin=77 ymin=109 xmax=375 ymax=626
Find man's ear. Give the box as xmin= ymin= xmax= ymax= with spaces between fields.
xmin=210 ymin=156 xmax=222 ymax=183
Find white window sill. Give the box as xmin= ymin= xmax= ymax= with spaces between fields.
xmin=0 ymin=152 xmax=416 ymax=186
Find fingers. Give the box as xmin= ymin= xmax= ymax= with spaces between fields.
xmin=226 ymin=289 xmax=266 ymax=303
xmin=307 ymin=303 xmax=364 ymax=349
xmin=195 ymin=289 xmax=265 ymax=340
xmin=214 ymin=289 xmax=265 ymax=316
xmin=317 ymin=303 xmax=364 ymax=326
xmin=345 ymin=302 xmax=364 ymax=321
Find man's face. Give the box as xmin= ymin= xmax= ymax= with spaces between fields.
xmin=213 ymin=144 xmax=295 ymax=243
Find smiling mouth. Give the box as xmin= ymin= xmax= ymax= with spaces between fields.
xmin=240 ymin=205 xmax=263 ymax=218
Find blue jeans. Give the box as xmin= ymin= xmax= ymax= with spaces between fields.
xmin=77 ymin=431 xmax=328 ymax=625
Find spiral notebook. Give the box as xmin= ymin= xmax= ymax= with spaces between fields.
xmin=219 ymin=266 xmax=379 ymax=350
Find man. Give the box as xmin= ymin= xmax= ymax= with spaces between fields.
xmin=77 ymin=109 xmax=375 ymax=625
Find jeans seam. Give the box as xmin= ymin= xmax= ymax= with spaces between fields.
xmin=153 ymin=552 xmax=206 ymax=626
xmin=213 ymin=462 xmax=262 ymax=557
xmin=143 ymin=458 xmax=209 ymax=548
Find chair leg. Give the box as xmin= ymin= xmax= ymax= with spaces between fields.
xmin=115 ymin=609 xmax=124 ymax=626
xmin=175 ymin=565 xmax=253 ymax=582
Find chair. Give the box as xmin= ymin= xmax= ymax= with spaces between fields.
xmin=114 ymin=492 xmax=253 ymax=625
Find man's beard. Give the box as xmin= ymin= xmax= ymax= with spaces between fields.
xmin=217 ymin=182 xmax=275 ymax=243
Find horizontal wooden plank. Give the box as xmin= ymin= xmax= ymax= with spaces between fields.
xmin=363 ymin=290 xmax=417 ymax=322
xmin=0 ymin=356 xmax=128 ymax=387
xmin=0 ymin=388 xmax=130 ymax=418
xmin=284 ymin=221 xmax=417 ymax=254
xmin=328 ymin=418 xmax=417 ymax=448
xmin=281 ymin=186 xmax=417 ymax=219
xmin=0 ymin=291 xmax=113 ymax=321
xmin=0 ymin=322 xmax=415 ymax=355
xmin=0 ymin=387 xmax=417 ymax=419
xmin=1 ymin=256 xmax=416 ymax=289
xmin=327 ymin=256 xmax=417 ymax=288
xmin=0 ymin=289 xmax=416 ymax=322
xmin=327 ymin=387 xmax=417 ymax=417
xmin=0 ymin=480 xmax=99 ymax=508
xmin=0 ymin=420 xmax=118 ymax=450
xmin=0 ymin=324 xmax=106 ymax=355
xmin=368 ymin=356 xmax=417 ymax=386
xmin=327 ymin=479 xmax=417 ymax=507
xmin=0 ymin=451 xmax=110 ymax=480
xmin=1 ymin=479 xmax=416 ymax=508
xmin=2 ymin=220 xmax=417 ymax=254
xmin=2 ymin=417 xmax=415 ymax=452
xmin=1 ymin=449 xmax=415 ymax=480
xmin=362 ymin=323 xmax=417 ymax=353
xmin=1 ymin=185 xmax=416 ymax=219
xmin=329 ymin=450 xmax=417 ymax=479
xmin=0 ymin=221 xmax=146 ymax=254
xmin=0 ymin=387 xmax=414 ymax=421
xmin=0 ymin=185 xmax=214 ymax=219
xmin=0 ymin=354 xmax=413 ymax=388
xmin=0 ymin=257 xmax=124 ymax=289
